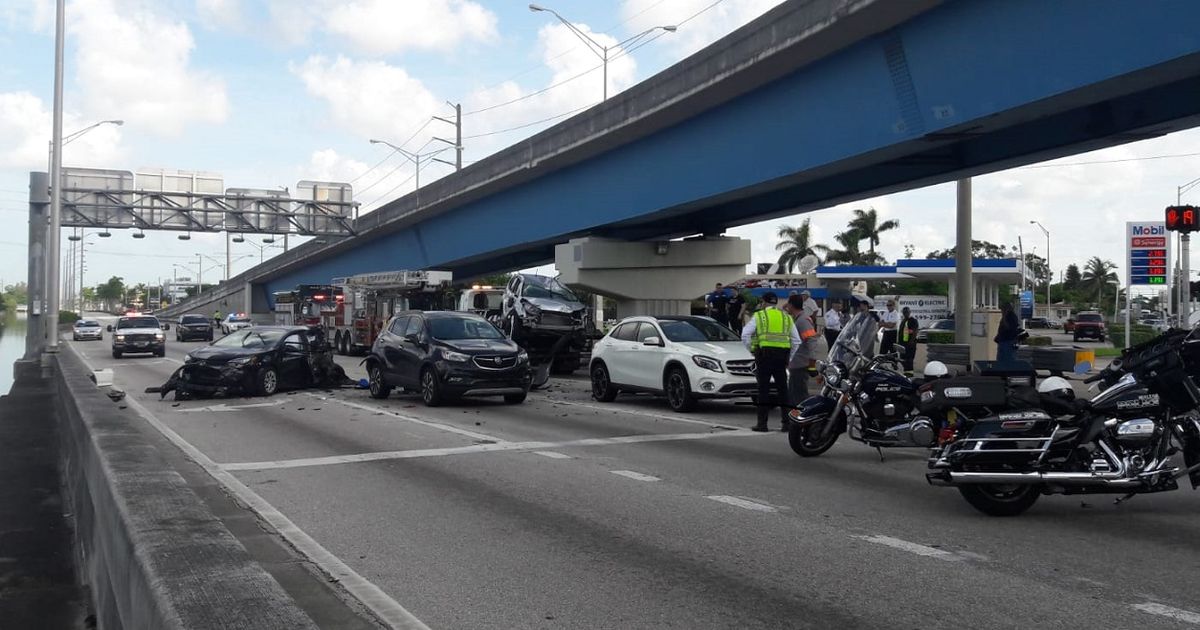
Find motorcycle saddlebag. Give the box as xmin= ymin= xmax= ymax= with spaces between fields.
xmin=920 ymin=376 xmax=1009 ymax=412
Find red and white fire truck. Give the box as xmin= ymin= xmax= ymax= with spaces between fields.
xmin=271 ymin=284 xmax=343 ymax=326
xmin=325 ymin=270 xmax=453 ymax=355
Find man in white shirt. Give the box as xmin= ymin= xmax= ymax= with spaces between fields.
xmin=879 ymin=299 xmax=900 ymax=355
xmin=799 ymin=290 xmax=820 ymax=322
xmin=823 ymin=300 xmax=843 ymax=351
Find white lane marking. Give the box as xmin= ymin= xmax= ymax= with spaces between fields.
xmin=852 ymin=535 xmax=962 ymax=562
xmin=306 ymin=394 xmax=504 ymax=442
xmin=70 ymin=347 xmax=429 ymax=630
xmin=1133 ymin=603 xmax=1200 ymax=625
xmin=534 ymin=451 xmax=572 ymax=459
xmin=222 ymin=430 xmax=765 ymax=471
xmin=177 ymin=400 xmax=285 ymax=413
xmin=705 ymin=496 xmax=777 ymax=513
xmin=610 ymin=470 xmax=660 ymax=482
xmin=547 ymin=398 xmax=743 ymax=431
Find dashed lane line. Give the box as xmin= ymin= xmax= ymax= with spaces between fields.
xmin=705 ymin=495 xmax=778 ymax=513
xmin=534 ymin=451 xmax=572 ymax=459
xmin=222 ymin=430 xmax=766 ymax=471
xmin=851 ymin=534 xmax=963 ymax=562
xmin=1133 ymin=603 xmax=1200 ymax=625
xmin=610 ymin=470 xmax=661 ymax=482
xmin=70 ymin=346 xmax=430 ymax=630
xmin=543 ymin=398 xmax=744 ymax=431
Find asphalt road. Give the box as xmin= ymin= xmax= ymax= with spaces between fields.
xmin=66 ymin=315 xmax=1200 ymax=629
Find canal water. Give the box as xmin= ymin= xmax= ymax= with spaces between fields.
xmin=0 ymin=315 xmax=28 ymax=394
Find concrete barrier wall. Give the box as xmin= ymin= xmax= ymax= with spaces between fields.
xmin=55 ymin=348 xmax=317 ymax=629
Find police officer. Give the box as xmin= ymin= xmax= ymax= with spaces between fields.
xmin=741 ymin=292 xmax=802 ymax=432
xmin=898 ymin=306 xmax=920 ymax=374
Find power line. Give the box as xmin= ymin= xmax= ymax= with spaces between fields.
xmin=465 ymin=64 xmax=601 ymax=116
xmin=1018 ymin=151 xmax=1200 ymax=169
xmin=463 ymin=104 xmax=594 ymax=140
xmin=361 ymin=170 xmax=419 ymax=211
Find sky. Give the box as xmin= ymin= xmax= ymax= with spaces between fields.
xmin=1 ymin=0 xmax=1199 ymax=298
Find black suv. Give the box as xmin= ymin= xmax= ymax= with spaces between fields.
xmin=364 ymin=311 xmax=531 ymax=406
xmin=176 ymin=313 xmax=215 ymax=342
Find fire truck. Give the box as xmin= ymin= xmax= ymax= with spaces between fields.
xmin=271 ymin=284 xmax=343 ymax=326
xmin=326 ymin=270 xmax=454 ymax=355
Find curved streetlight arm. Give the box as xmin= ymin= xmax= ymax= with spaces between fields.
xmin=1178 ymin=176 xmax=1200 ymax=203
xmin=530 ymin=5 xmax=606 ymax=59
xmin=615 ymin=25 xmax=676 ymax=50
xmin=62 ymin=119 xmax=123 ymax=146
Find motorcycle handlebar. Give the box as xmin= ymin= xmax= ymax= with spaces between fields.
xmin=1083 ymin=373 xmax=1104 ymax=384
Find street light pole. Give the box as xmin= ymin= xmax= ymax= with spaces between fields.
xmin=1030 ymin=220 xmax=1050 ymax=313
xmin=368 ymin=139 xmax=455 ymax=202
xmin=1176 ymin=177 xmax=1200 ymax=325
xmin=528 ymin=4 xmax=676 ymax=101
xmin=46 ymin=0 xmax=65 ymax=351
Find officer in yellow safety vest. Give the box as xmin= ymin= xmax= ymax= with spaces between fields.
xmin=899 ymin=306 xmax=920 ymax=374
xmin=740 ymin=292 xmax=802 ymax=432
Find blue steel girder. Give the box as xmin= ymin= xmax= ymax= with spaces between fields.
xmin=264 ymin=0 xmax=1200 ymax=297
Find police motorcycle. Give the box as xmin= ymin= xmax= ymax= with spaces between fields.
xmin=925 ymin=326 xmax=1200 ymax=517
xmin=786 ymin=322 xmax=956 ymax=458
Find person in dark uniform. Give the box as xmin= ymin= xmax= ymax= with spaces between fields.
xmin=740 ymin=292 xmax=801 ymax=432
xmin=707 ymin=283 xmax=730 ymax=328
xmin=727 ymin=290 xmax=747 ymax=335
xmin=898 ymin=306 xmax=920 ymax=374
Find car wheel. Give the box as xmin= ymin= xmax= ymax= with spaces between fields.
xmin=1100 ymin=335 xmax=1106 ymax=342
xmin=340 ymin=333 xmax=350 ymax=356
xmin=591 ymin=363 xmax=618 ymax=402
xmin=73 ymin=334 xmax=79 ymax=341
xmin=665 ymin=368 xmax=697 ymax=412
xmin=112 ymin=349 xmax=122 ymax=359
xmin=256 ymin=367 xmax=279 ymax=397
xmin=368 ymin=365 xmax=391 ymax=399
xmin=420 ymin=368 xmax=445 ymax=407
xmin=503 ymin=391 xmax=527 ymax=404
xmin=505 ymin=313 xmax=522 ymax=340
xmin=1072 ymin=334 xmax=1079 ymax=342
xmin=155 ymin=349 xmax=165 ymax=357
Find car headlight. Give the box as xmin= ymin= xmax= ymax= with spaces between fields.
xmin=442 ymin=350 xmax=469 ymax=363
xmin=227 ymin=356 xmax=257 ymax=366
xmin=155 ymin=332 xmax=164 ymax=340
xmin=185 ymin=355 xmax=196 ymax=364
xmin=692 ymin=355 xmax=723 ymax=373
xmin=517 ymin=350 xmax=529 ymax=364
xmin=115 ymin=334 xmax=125 ymax=341
xmin=523 ymin=302 xmax=541 ymax=317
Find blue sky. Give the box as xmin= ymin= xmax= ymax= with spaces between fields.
xmin=1 ymin=0 xmax=1199 ymax=300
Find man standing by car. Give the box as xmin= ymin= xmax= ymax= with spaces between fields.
xmin=898 ymin=306 xmax=920 ymax=375
xmin=995 ymin=301 xmax=1021 ymax=363
xmin=784 ymin=294 xmax=821 ymax=414
xmin=213 ymin=309 xmax=222 ymax=329
xmin=707 ymin=283 xmax=730 ymax=328
xmin=878 ymin=299 xmax=900 ymax=355
xmin=727 ymin=289 xmax=747 ymax=335
xmin=823 ymin=300 xmax=843 ymax=350
xmin=741 ymin=292 xmax=801 ymax=432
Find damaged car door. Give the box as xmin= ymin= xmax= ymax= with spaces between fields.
xmin=278 ymin=331 xmax=313 ymax=388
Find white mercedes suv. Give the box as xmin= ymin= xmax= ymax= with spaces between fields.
xmin=589 ymin=316 xmax=757 ymax=412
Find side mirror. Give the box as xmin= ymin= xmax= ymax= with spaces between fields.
xmin=643 ymin=336 xmax=663 ymax=347
xmin=106 ymin=325 xmax=113 ymax=332
xmin=404 ymin=333 xmax=420 ymax=344
xmin=505 ymin=296 xmax=514 ymax=307
xmin=162 ymin=323 xmax=170 ymax=331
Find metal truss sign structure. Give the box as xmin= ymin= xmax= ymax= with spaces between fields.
xmin=58 ymin=168 xmax=358 ymax=236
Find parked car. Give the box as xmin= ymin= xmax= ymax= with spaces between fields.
xmin=1024 ymin=317 xmax=1050 ymax=329
xmin=364 ymin=311 xmax=532 ymax=406
xmin=152 ymin=326 xmax=349 ymax=399
xmin=1141 ymin=318 xmax=1169 ymax=333
xmin=589 ymin=315 xmax=757 ymax=412
xmin=1072 ymin=311 xmax=1106 ymax=342
xmin=176 ymin=313 xmax=215 ymax=342
xmin=72 ymin=319 xmax=103 ymax=341
xmin=107 ymin=315 xmax=168 ymax=358
xmin=915 ymin=319 xmax=955 ymax=343
xmin=220 ymin=313 xmax=254 ymax=334
xmin=1064 ymin=318 xmax=1076 ymax=333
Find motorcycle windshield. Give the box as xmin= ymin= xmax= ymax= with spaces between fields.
xmin=828 ymin=312 xmax=878 ymax=364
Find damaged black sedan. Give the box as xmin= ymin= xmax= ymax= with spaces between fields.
xmin=150 ymin=326 xmax=351 ymax=400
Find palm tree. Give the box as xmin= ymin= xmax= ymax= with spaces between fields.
xmin=775 ymin=219 xmax=820 ymax=272
xmin=814 ymin=229 xmax=867 ymax=266
xmin=848 ymin=208 xmax=899 ymax=256
xmin=1081 ymin=256 xmax=1118 ymax=303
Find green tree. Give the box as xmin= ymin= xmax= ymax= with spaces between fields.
xmin=95 ymin=276 xmax=125 ymax=312
xmin=1081 ymin=256 xmax=1118 ymax=304
xmin=774 ymin=219 xmax=820 ymax=272
xmin=926 ymin=240 xmax=1014 ymax=260
xmin=814 ymin=229 xmax=867 ymax=265
xmin=847 ymin=208 xmax=899 ymax=256
xmin=1064 ymin=264 xmax=1082 ymax=289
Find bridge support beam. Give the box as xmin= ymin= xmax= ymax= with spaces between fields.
xmin=555 ymin=237 xmax=751 ymax=320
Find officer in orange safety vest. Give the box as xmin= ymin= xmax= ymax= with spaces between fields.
xmin=784 ymin=293 xmax=821 ymax=414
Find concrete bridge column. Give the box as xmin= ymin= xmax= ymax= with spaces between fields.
xmin=555 ymin=237 xmax=751 ymax=320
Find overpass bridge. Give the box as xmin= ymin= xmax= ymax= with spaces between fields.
xmin=147 ymin=0 xmax=1200 ymax=319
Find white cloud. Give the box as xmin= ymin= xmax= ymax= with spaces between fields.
xmin=69 ymin=0 xmax=228 ymax=136
xmin=1 ymin=0 xmax=53 ymax=33
xmin=195 ymin=0 xmax=243 ymax=31
xmin=0 ymin=91 xmax=124 ymax=169
xmin=305 ymin=149 xmax=369 ymax=183
xmin=290 ymin=55 xmax=440 ymax=142
xmin=619 ymin=0 xmax=787 ymax=57
xmin=269 ymin=0 xmax=497 ymax=55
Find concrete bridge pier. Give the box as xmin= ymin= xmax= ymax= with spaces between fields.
xmin=555 ymin=236 xmax=751 ymax=320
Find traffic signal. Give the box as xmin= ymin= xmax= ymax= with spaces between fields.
xmin=1166 ymin=205 xmax=1199 ymax=233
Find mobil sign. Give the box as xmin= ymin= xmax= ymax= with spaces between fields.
xmin=1127 ymin=221 xmax=1170 ymax=287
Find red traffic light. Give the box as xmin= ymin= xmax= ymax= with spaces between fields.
xmin=1167 ymin=205 xmax=1199 ymax=233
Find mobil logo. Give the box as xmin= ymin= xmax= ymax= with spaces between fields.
xmin=1132 ymin=224 xmax=1165 ymax=236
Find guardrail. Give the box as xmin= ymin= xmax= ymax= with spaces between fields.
xmin=54 ymin=348 xmax=317 ymax=629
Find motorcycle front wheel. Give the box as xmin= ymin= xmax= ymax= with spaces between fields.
xmin=788 ymin=416 xmax=841 ymax=457
xmin=957 ymin=484 xmax=1041 ymax=517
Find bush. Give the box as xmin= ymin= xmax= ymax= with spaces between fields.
xmin=58 ymin=310 xmax=80 ymax=324
xmin=925 ymin=331 xmax=956 ymax=344
xmin=1108 ymin=324 xmax=1157 ymax=350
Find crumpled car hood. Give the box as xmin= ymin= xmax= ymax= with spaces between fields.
xmin=522 ymin=297 xmax=585 ymax=314
xmin=187 ymin=346 xmax=264 ymax=364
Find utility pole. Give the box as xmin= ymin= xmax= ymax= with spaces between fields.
xmin=46 ymin=0 xmax=66 ymax=352
xmin=433 ymin=102 xmax=463 ymax=171
xmin=954 ymin=178 xmax=972 ymax=345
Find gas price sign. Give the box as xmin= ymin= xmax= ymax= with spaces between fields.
xmin=1127 ymin=222 xmax=1171 ymax=286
